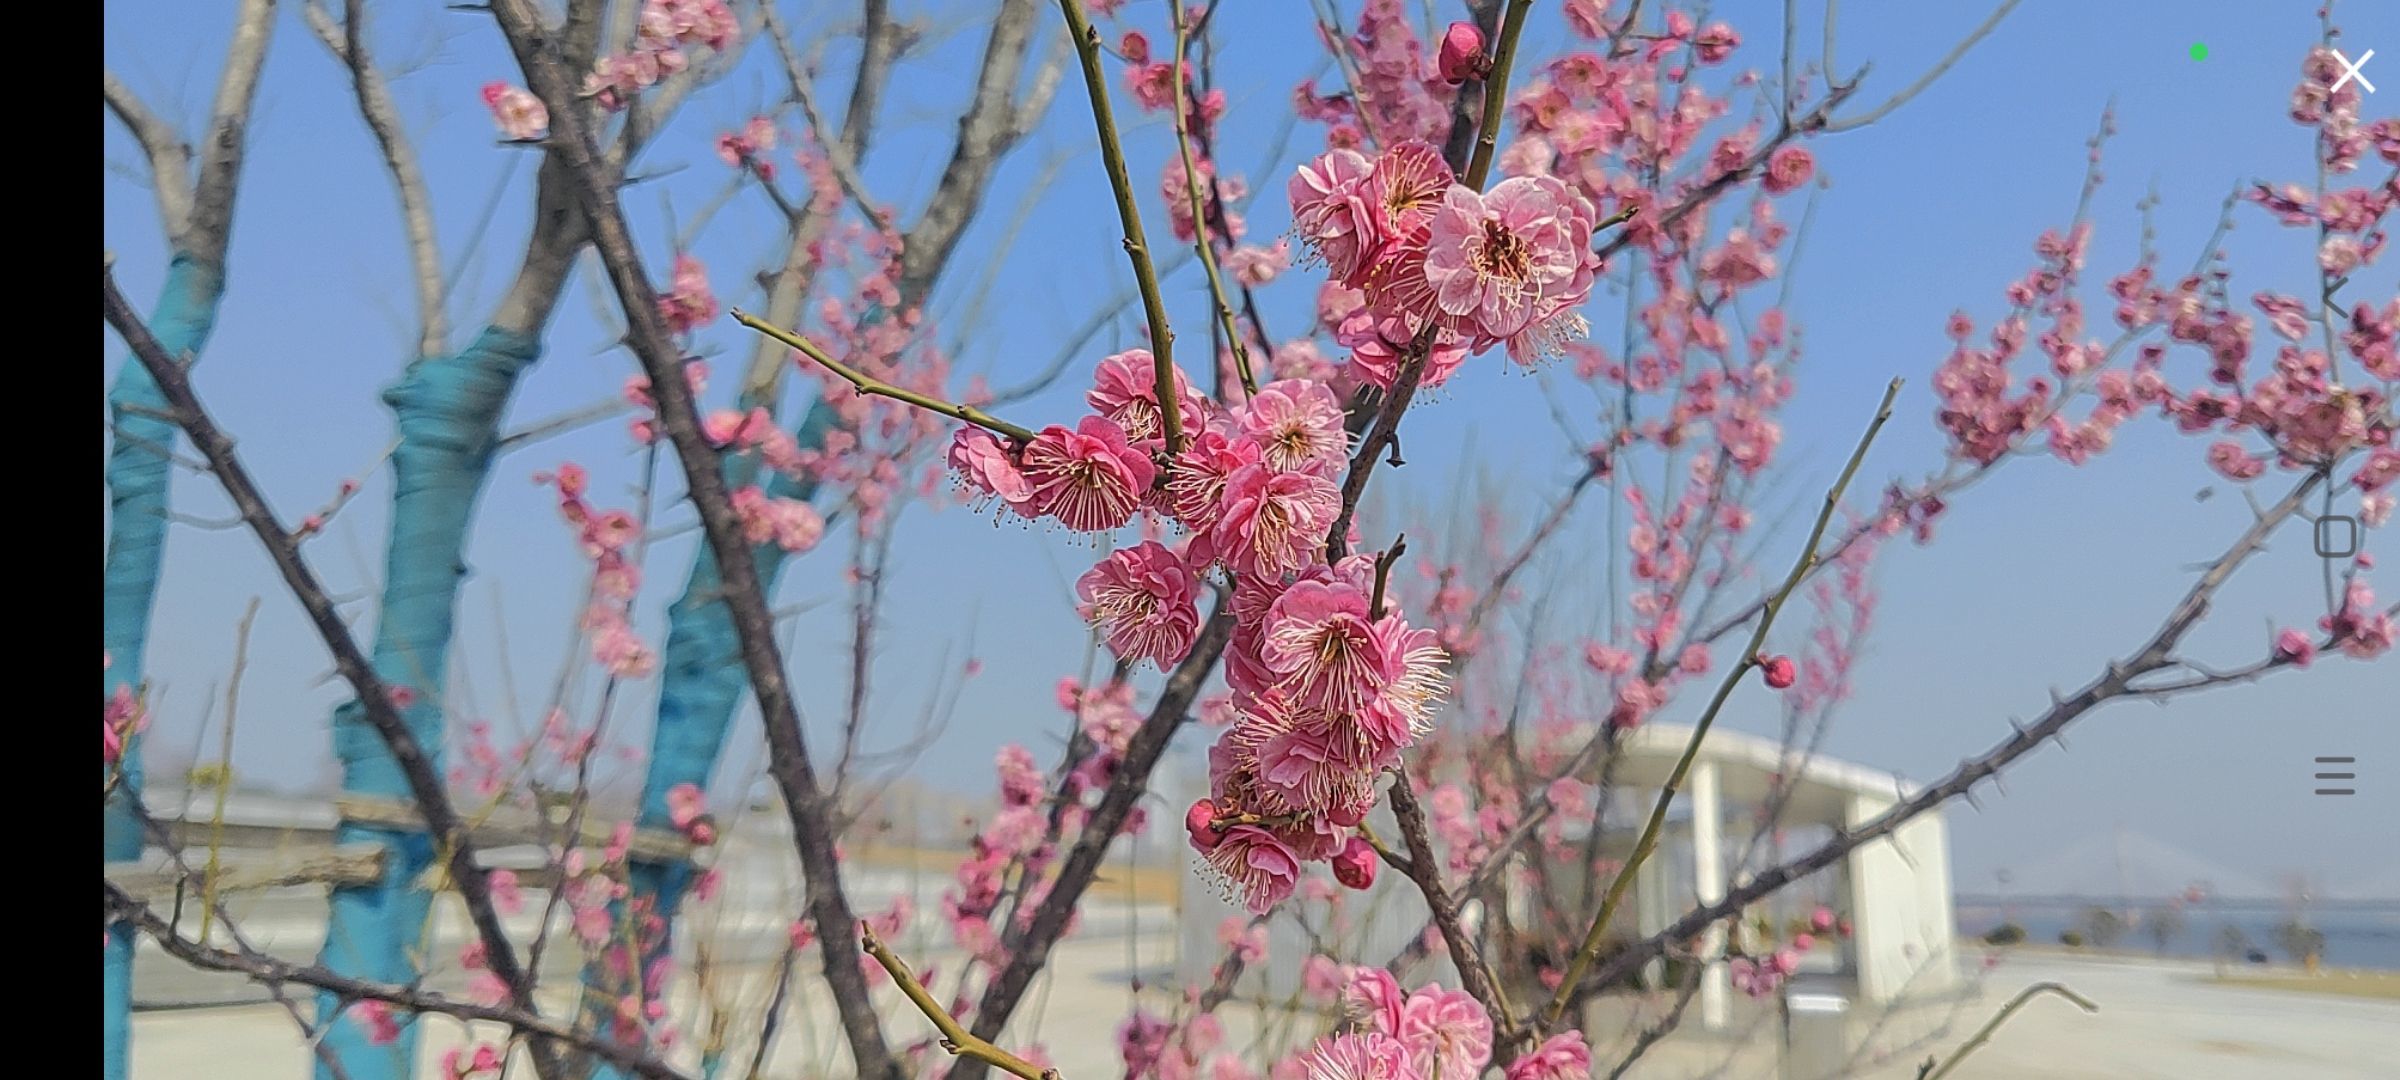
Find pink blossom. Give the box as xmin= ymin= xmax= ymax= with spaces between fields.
xmin=1077 ymin=541 xmax=1204 ymax=666
xmin=715 ymin=116 xmax=777 ymax=176
xmin=666 ymin=783 xmax=706 ymax=830
xmin=1759 ymin=654 xmax=1797 ymax=689
xmin=657 ymin=255 xmax=718 ymax=334
xmin=1202 ymin=825 xmax=1302 ymax=913
xmin=1692 ymin=22 xmax=1742 ymax=64
xmin=1338 ymin=309 xmax=1470 ymax=392
xmin=1504 ymin=1033 xmax=1590 ymax=1080
xmin=1763 ymin=144 xmax=1814 ymax=195
xmin=1021 ymin=417 xmax=1156 ymax=532
xmin=1167 ymin=428 xmax=1264 ymax=537
xmin=348 ymin=1001 xmax=401 ymax=1047
xmin=1436 ymin=22 xmax=1487 ymax=84
xmin=2322 ymin=580 xmax=2395 ymax=659
xmin=948 ymin=427 xmax=1038 ymax=516
xmin=488 ymin=869 xmax=524 ymax=916
xmin=1242 ymin=378 xmax=1351 ymax=477
xmin=2364 ymin=491 xmax=2395 ymax=527
xmin=1344 ymin=966 xmax=1407 ymax=1035
xmin=1259 ymin=580 xmax=1385 ymax=713
xmin=729 ymin=485 xmax=826 ymax=551
xmin=1088 ymin=349 xmax=1204 ymax=445
xmin=2353 ymin=448 xmax=2400 ymax=493
xmin=1348 ymin=142 xmax=1455 ymax=319
xmin=1227 ymin=242 xmax=1292 ymax=286
xmin=1397 ymin=986 xmax=1492 ymax=1080
xmin=1213 ymin=465 xmax=1340 ymax=579
xmin=2207 ymin=440 xmax=2267 ymax=481
xmin=1423 ymin=176 xmax=1599 ymax=361
xmin=1289 ymin=148 xmax=1382 ymax=281
xmin=1331 ymin=835 xmax=1378 ymax=890
xmin=1301 ymin=954 xmax=1349 ymax=1003
xmin=1297 ymin=1032 xmax=1414 ymax=1080
xmin=480 ymin=82 xmax=549 ymax=141
xmin=444 ymin=1044 xmax=506 ymax=1079
xmin=1185 ymin=797 xmax=1226 ymax=850
xmin=1219 ymin=915 xmax=1270 ymax=964
xmin=1233 ymin=697 xmax=1380 ymax=816
xmin=1119 ymin=1011 xmax=1173 ymax=1079
xmin=104 ymin=685 xmax=145 ymax=766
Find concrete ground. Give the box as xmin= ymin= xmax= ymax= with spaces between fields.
xmin=131 ymin=922 xmax=2397 ymax=1079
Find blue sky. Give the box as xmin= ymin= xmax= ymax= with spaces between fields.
xmin=105 ymin=1 xmax=2396 ymax=897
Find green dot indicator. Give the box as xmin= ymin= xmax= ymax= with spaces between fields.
xmin=2190 ymin=42 xmax=2209 ymax=62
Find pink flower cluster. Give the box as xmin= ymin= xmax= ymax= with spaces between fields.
xmin=103 ymin=656 xmax=144 ymax=768
xmin=582 ymin=0 xmax=738 ymax=112
xmin=2321 ymin=580 xmax=2396 ymax=660
xmin=944 ymin=350 xmax=1455 ymax=912
xmin=664 ymin=782 xmax=717 ymax=846
xmin=1288 ymin=969 xmax=1495 ymax=1080
xmin=1291 ymin=139 xmax=1602 ymax=376
xmin=441 ymin=1044 xmax=504 ymax=1079
xmin=1117 ymin=1010 xmax=1248 ymax=1080
xmin=658 ymin=255 xmax=718 ymax=335
xmin=729 ymin=484 xmax=826 ymax=554
xmin=715 ymin=116 xmax=778 ymax=179
xmin=1184 ymin=535 xmax=1455 ymax=912
xmin=480 ymin=82 xmax=548 ymax=142
xmin=537 ymin=463 xmax=655 ymax=678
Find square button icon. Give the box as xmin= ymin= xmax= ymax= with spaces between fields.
xmin=2315 ymin=515 xmax=2360 ymax=559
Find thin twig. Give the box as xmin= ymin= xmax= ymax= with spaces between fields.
xmin=1168 ymin=0 xmax=1253 ymax=395
xmin=1536 ymin=377 xmax=1901 ymax=1034
xmin=1822 ymin=0 xmax=2020 ymax=133
xmin=1053 ymin=0 xmax=1182 ymax=454
xmin=102 ymin=263 xmax=561 ymax=1078
xmin=1918 ymin=982 xmax=2097 ymax=1080
xmin=1579 ymin=469 xmax=2330 ymax=996
xmin=861 ymin=926 xmax=1060 ymax=1080
xmin=198 ymin=597 xmax=261 ymax=944
xmin=732 ymin=309 xmax=1035 ymax=442
xmin=103 ymin=882 xmax=689 ymax=1080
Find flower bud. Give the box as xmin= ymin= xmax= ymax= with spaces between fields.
xmin=1759 ymin=653 xmax=1797 ymax=689
xmin=1332 ymin=836 xmax=1378 ymax=890
xmin=1437 ymin=22 xmax=1488 ymax=84
xmin=1185 ymin=798 xmax=1225 ymax=851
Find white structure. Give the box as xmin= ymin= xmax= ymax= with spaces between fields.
xmin=1175 ymin=723 xmax=1959 ymax=1029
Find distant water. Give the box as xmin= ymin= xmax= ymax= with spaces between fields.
xmin=1955 ymin=901 xmax=2400 ymax=972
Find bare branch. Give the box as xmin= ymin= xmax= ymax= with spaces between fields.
xmin=735 ymin=310 xmax=1036 ymax=442
xmin=1823 ymin=0 xmax=2020 ymax=133
xmin=861 ymin=926 xmax=1059 ymax=1080
xmin=1168 ymin=1 xmax=1255 ymax=394
xmin=103 ymin=883 xmax=690 ymax=1080
xmin=482 ymin=7 xmax=906 ymax=1073
xmin=306 ymin=0 xmax=448 ymax=355
xmin=102 ymin=262 xmax=559 ymax=1078
xmin=1053 ymin=0 xmax=1181 ymax=453
xmin=896 ymin=0 xmax=1049 ymax=310
xmin=1577 ymin=470 xmax=2328 ymax=996
xmin=763 ymin=3 xmax=885 ymax=223
xmin=948 ymin=601 xmax=1237 ymax=1080
xmin=103 ymin=69 xmax=195 ymax=237
xmin=1388 ymin=779 xmax=1518 ymax=1032
xmin=1919 ymin=982 xmax=2098 ymax=1080
xmin=185 ymin=0 xmax=279 ymax=266
xmin=1536 ymin=378 xmax=1901 ymax=1037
